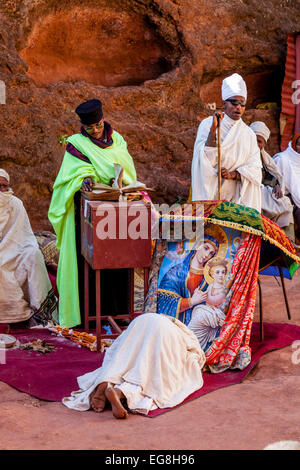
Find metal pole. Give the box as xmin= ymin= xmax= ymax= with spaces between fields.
xmin=279 ymin=265 xmax=291 ymax=320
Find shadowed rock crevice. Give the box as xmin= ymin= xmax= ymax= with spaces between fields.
xmin=18 ymin=5 xmax=177 ymax=87
xmin=200 ymin=67 xmax=284 ymax=110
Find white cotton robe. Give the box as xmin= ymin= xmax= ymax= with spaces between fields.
xmin=191 ymin=114 xmax=262 ymax=211
xmin=62 ymin=313 xmax=206 ymax=414
xmin=260 ymin=149 xmax=293 ymax=227
xmin=0 ymin=192 xmax=54 ymax=323
xmin=274 ymin=142 xmax=300 ymax=208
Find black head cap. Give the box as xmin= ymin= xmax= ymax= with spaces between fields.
xmin=75 ymin=99 xmax=103 ymax=125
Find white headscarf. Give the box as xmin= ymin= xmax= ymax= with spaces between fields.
xmin=0 ymin=169 xmax=9 ymax=182
xmin=250 ymin=121 xmax=271 ymax=143
xmin=222 ymin=73 xmax=247 ymax=101
xmin=249 ymin=122 xmax=284 ymax=189
xmin=0 ymin=169 xmax=13 ymax=207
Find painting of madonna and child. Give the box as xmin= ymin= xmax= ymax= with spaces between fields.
xmin=156 ymin=223 xmax=261 ymax=372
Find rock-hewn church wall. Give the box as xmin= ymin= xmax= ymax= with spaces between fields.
xmin=0 ymin=0 xmax=299 ymax=229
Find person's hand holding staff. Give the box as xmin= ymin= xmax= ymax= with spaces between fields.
xmin=216 ymin=112 xmax=222 ymax=200
xmin=206 ymin=110 xmax=226 ymax=199
xmin=207 ymin=110 xmax=224 ymax=200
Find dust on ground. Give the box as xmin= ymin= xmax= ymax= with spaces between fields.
xmin=0 ymin=273 xmax=299 ymax=450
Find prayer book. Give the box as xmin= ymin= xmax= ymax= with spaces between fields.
xmin=82 ymin=164 xmax=152 ymax=201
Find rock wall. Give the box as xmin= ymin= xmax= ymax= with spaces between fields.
xmin=0 ymin=0 xmax=299 ymax=230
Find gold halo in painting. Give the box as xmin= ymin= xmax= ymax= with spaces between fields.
xmin=204 ymin=256 xmax=231 ymax=285
xmin=188 ymin=223 xmax=228 ymax=259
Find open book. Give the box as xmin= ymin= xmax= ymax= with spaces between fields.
xmin=82 ymin=164 xmax=152 ymax=201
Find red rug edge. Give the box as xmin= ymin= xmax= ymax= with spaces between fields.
xmin=0 ymin=322 xmax=299 ymax=415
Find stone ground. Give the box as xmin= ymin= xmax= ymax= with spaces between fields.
xmin=0 ymin=273 xmax=299 ymax=451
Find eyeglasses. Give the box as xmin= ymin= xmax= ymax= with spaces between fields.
xmin=84 ymin=120 xmax=104 ymax=132
xmin=225 ymin=99 xmax=246 ymax=107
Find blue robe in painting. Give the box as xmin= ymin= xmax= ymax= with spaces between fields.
xmin=157 ymin=251 xmax=208 ymax=325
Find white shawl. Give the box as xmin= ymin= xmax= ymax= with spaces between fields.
xmin=260 ymin=149 xmax=293 ymax=228
xmin=0 ymin=193 xmax=53 ymax=323
xmin=274 ymin=142 xmax=300 ymax=208
xmin=191 ymin=114 xmax=262 ymax=211
xmin=63 ymin=313 xmax=206 ymax=413
xmin=261 ymin=149 xmax=285 ymax=191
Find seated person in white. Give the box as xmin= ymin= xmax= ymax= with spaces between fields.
xmin=0 ymin=169 xmax=57 ymax=326
xmin=191 ymin=73 xmax=262 ymax=211
xmin=249 ymin=121 xmax=294 ymax=240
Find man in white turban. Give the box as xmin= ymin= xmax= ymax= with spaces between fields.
xmin=0 ymin=169 xmax=57 ymax=325
xmin=249 ymin=122 xmax=294 ymax=239
xmin=191 ymin=73 xmax=262 ymax=211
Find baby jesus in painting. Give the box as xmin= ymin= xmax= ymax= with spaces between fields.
xmin=188 ymin=257 xmax=230 ymax=352
xmin=205 ymin=258 xmax=228 ymax=307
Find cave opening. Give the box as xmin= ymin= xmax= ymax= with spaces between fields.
xmin=200 ymin=66 xmax=284 ymax=111
xmin=19 ymin=6 xmax=175 ymax=88
xmin=248 ymin=67 xmax=284 ymax=109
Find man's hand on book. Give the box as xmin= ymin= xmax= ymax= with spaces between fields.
xmin=81 ymin=177 xmax=94 ymax=192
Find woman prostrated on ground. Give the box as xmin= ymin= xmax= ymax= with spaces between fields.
xmin=62 ymin=312 xmax=206 ymax=418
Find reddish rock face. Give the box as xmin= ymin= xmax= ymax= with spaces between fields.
xmin=0 ymin=0 xmax=299 ymax=230
xmin=19 ymin=7 xmax=173 ymax=88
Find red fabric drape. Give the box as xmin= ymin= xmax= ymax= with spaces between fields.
xmin=280 ymin=34 xmax=297 ymax=151
xmin=295 ymin=35 xmax=300 ymax=134
xmin=205 ymin=234 xmax=261 ymax=372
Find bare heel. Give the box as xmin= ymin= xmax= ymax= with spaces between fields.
xmin=90 ymin=382 xmax=108 ymax=413
xmin=105 ymin=387 xmax=128 ymax=419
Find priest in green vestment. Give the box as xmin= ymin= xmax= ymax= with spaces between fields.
xmin=48 ymin=99 xmax=137 ymax=328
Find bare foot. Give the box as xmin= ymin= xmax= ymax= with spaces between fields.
xmin=90 ymin=382 xmax=108 ymax=413
xmin=105 ymin=386 xmax=128 ymax=419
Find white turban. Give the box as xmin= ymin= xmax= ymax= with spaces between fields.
xmin=222 ymin=73 xmax=247 ymax=101
xmin=0 ymin=169 xmax=9 ymax=182
xmin=249 ymin=121 xmax=271 ymax=142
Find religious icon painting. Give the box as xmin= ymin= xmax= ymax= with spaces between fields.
xmin=156 ymin=223 xmax=256 ymax=358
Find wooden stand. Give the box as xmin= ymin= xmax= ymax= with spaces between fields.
xmin=81 ymin=197 xmax=152 ymax=352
